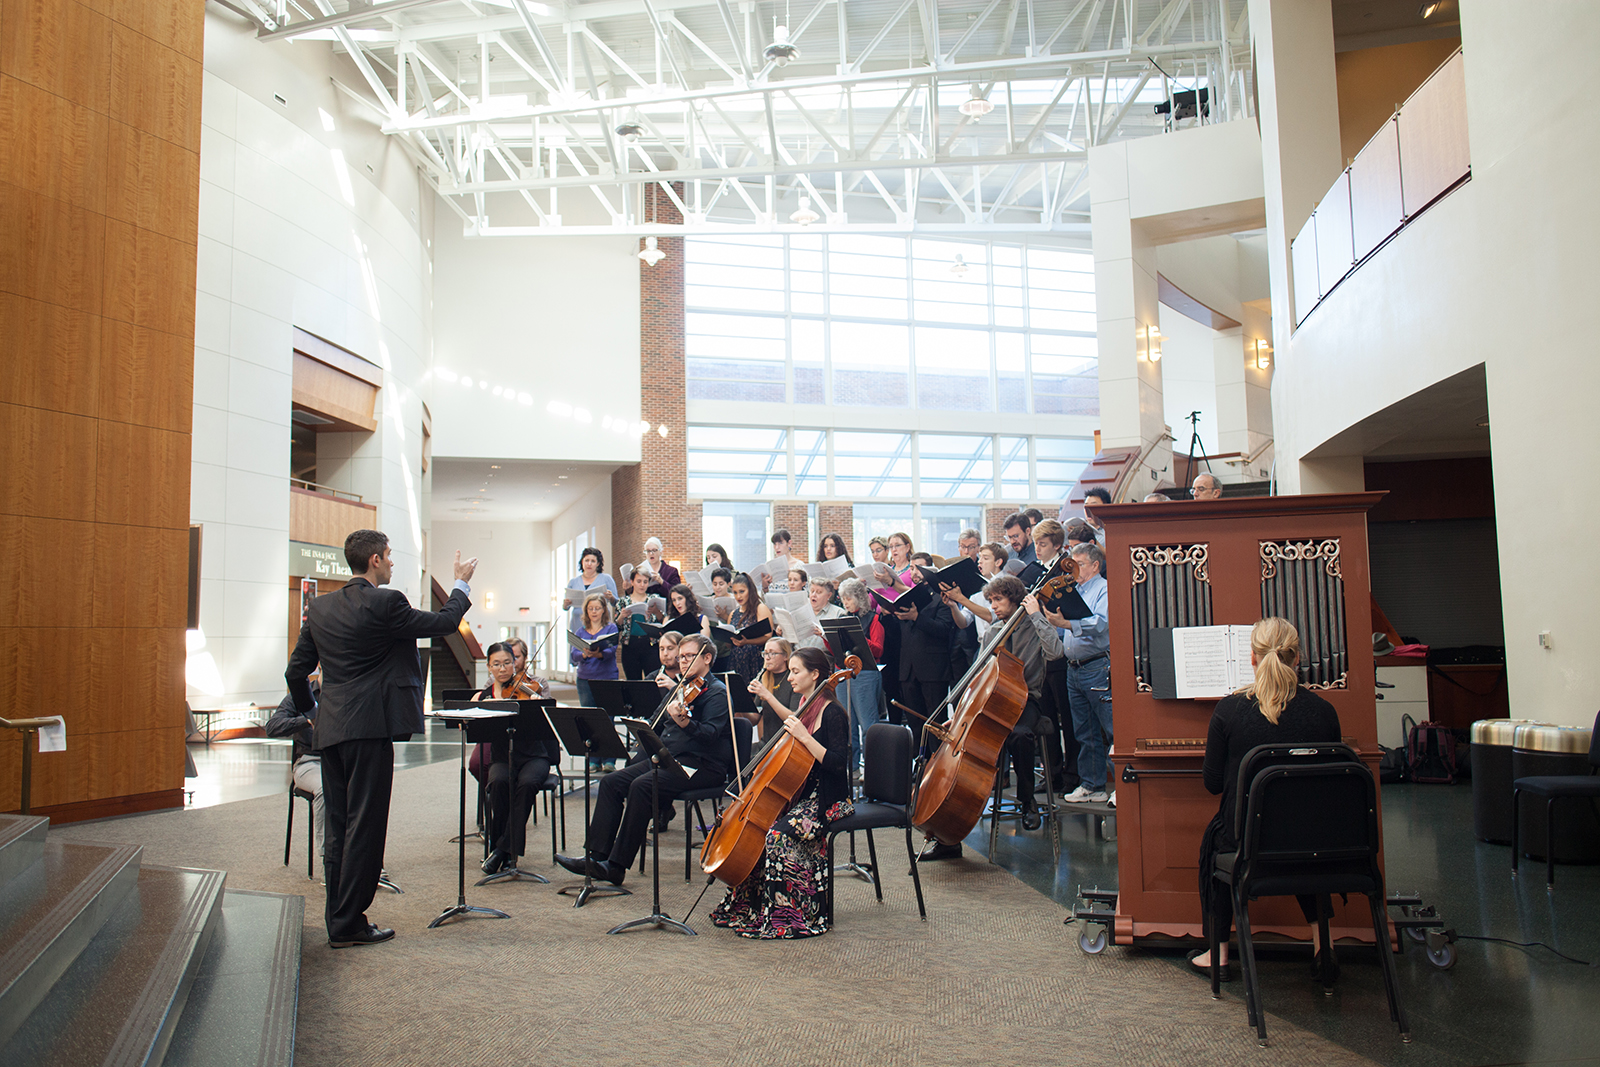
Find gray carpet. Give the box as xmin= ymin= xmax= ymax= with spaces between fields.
xmin=53 ymin=759 xmax=1383 ymax=1067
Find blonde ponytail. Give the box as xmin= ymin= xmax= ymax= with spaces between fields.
xmin=1240 ymin=617 xmax=1301 ymax=725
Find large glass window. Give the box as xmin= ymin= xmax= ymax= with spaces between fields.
xmin=685 ymin=234 xmax=1097 ymax=414
xmin=701 ymin=502 xmax=772 ymax=571
xmin=920 ymin=504 xmax=985 ymax=560
xmin=687 ymin=426 xmax=788 ymax=496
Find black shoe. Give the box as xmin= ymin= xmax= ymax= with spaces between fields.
xmin=480 ymin=849 xmax=510 ymax=875
xmin=330 ymin=923 xmax=395 ymax=949
xmin=590 ymin=859 xmax=626 ymax=885
xmin=1314 ymin=947 xmax=1340 ymax=988
xmin=653 ymin=805 xmax=676 ymax=832
xmin=1021 ymin=808 xmax=1042 ymax=831
xmin=920 ymin=841 xmax=964 ymax=862
xmin=1187 ymin=948 xmax=1233 ymax=981
xmin=554 ymin=853 xmax=591 ymax=877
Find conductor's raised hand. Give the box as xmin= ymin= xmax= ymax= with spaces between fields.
xmin=453 ymin=550 xmax=478 ymax=583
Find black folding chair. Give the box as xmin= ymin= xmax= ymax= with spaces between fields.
xmin=283 ymin=776 xmax=317 ymax=879
xmin=1512 ymin=709 xmax=1600 ymax=889
xmin=826 ymin=723 xmax=927 ymax=922
xmin=1210 ymin=743 xmax=1408 ymax=1047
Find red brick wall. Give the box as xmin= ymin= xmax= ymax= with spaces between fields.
xmin=985 ymin=506 xmax=1013 ymax=544
xmin=771 ymin=502 xmax=809 ymax=560
xmin=613 ymin=185 xmax=700 ymax=579
xmin=816 ymin=503 xmax=853 ymax=559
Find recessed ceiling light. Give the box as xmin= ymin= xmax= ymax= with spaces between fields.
xmin=490 ymin=464 xmax=500 ymax=469
xmin=558 ymin=475 xmax=569 ymax=479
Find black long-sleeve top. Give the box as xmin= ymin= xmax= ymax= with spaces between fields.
xmin=1201 ymin=688 xmax=1342 ymax=852
xmin=659 ymin=675 xmax=733 ymax=773
xmin=764 ymin=698 xmax=850 ymax=822
xmin=265 ymin=683 xmax=320 ymax=762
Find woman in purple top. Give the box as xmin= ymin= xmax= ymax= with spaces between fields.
xmin=643 ymin=537 xmax=682 ymax=594
xmin=570 ymin=593 xmax=619 ymax=709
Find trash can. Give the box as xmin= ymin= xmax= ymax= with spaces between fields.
xmin=1471 ymin=719 xmax=1544 ymax=844
xmin=1513 ymin=723 xmax=1600 ymax=864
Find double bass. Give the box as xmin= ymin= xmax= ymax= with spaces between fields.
xmin=911 ymin=554 xmax=1079 ymax=846
xmin=700 ymin=654 xmax=862 ymax=887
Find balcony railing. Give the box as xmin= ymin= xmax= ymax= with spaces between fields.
xmin=1291 ymin=50 xmax=1469 ymax=326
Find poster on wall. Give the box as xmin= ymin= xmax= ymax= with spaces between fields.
xmin=300 ymin=579 xmax=318 ymax=625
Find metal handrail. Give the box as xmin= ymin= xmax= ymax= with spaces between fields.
xmin=290 ymin=479 xmax=366 ymax=504
xmin=1 ymin=715 xmax=59 ymax=816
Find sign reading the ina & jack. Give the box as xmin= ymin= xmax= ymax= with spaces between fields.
xmin=290 ymin=541 xmax=354 ymax=580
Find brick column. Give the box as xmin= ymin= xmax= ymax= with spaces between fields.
xmin=816 ymin=503 xmax=854 ymax=556
xmin=985 ymin=506 xmax=1014 ymax=544
xmin=613 ymin=185 xmax=701 ymax=578
xmin=771 ymin=502 xmax=810 ymax=559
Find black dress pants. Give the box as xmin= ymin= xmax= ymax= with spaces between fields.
xmin=1042 ymin=662 xmax=1080 ymax=790
xmin=487 ymin=755 xmax=552 ymax=858
xmin=1007 ymin=696 xmax=1044 ymax=808
xmin=321 ymin=737 xmax=394 ymax=940
xmin=901 ymin=678 xmax=951 ymax=755
xmin=587 ymin=758 xmax=724 ymax=868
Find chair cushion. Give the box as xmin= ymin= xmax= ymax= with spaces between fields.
xmin=679 ymin=786 xmax=725 ymax=801
xmin=830 ymin=802 xmax=908 ymax=834
xmin=1515 ymin=775 xmax=1600 ymax=799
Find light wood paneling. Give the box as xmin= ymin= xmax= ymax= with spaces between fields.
xmin=102 ymin=219 xmax=198 ymax=336
xmin=0 ymin=0 xmax=114 ymax=112
xmin=1350 ymin=117 xmax=1404 ymax=261
xmin=1314 ymin=170 xmax=1354 ymax=298
xmin=292 ymin=352 xmax=380 ymax=431
xmin=0 ymin=293 xmax=102 ymax=415
xmin=98 ymin=318 xmax=193 ymax=431
xmin=86 ymin=627 xmax=185 ymax=734
xmin=0 ymin=515 xmax=98 ymax=629
xmin=87 ymin=726 xmax=185 ymax=800
xmin=95 ymin=421 xmax=190 ymax=528
xmin=0 ymin=74 xmax=110 ymax=213
xmin=1399 ymin=50 xmax=1470 ymax=217
xmin=105 ymin=119 xmax=198 ymax=242
xmin=108 ymin=24 xmax=200 ymax=151
xmin=99 ymin=0 xmax=205 ymax=62
xmin=0 ymin=402 xmax=98 ymax=521
xmin=0 ymin=736 xmax=91 ymax=810
xmin=290 ymin=488 xmax=379 ymax=549
xmin=93 ymin=525 xmax=189 ymax=629
xmin=1335 ymin=36 xmax=1462 ymax=164
xmin=0 ymin=181 xmax=107 ymax=314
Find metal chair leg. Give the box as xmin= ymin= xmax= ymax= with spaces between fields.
xmin=1511 ymin=787 xmax=1521 ymax=878
xmin=284 ymin=791 xmax=294 ymax=867
xmin=1546 ymin=799 xmax=1557 ymax=889
xmin=1235 ymin=888 xmax=1266 ymax=1045
xmin=864 ymin=830 xmax=883 ymax=902
xmin=1368 ymin=889 xmax=1410 ymax=1040
xmin=903 ymin=825 xmax=926 ymax=920
xmin=304 ymin=795 xmax=314 ymax=879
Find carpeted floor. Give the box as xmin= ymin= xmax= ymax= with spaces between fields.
xmin=53 ymin=759 xmax=1386 ymax=1067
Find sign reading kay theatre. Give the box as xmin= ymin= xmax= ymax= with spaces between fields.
xmin=290 ymin=541 xmax=354 ymax=581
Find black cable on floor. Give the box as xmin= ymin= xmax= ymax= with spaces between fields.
xmin=1454 ymin=934 xmax=1594 ymax=966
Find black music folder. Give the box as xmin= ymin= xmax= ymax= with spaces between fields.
xmin=915 ymin=556 xmax=985 ymax=597
xmin=869 ymin=580 xmax=935 ymax=615
xmin=628 ymin=613 xmax=701 ymax=641
xmin=569 ymin=628 xmax=621 ymax=653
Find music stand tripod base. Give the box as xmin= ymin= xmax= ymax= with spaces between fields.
xmin=476 ymin=863 xmax=550 ymax=886
xmin=545 ymin=705 xmax=636 ymax=908
xmin=429 ymin=901 xmax=511 ymax=928
xmin=605 ymin=720 xmax=697 ymax=936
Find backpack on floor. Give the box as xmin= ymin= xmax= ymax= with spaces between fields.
xmin=1406 ymin=718 xmax=1458 ymax=784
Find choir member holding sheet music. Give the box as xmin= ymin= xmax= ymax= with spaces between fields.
xmin=817 ymin=533 xmax=852 ymax=568
xmin=757 ymin=529 xmax=797 ymax=592
xmin=642 ymin=537 xmax=681 ymax=594
xmin=727 ymin=575 xmax=774 ymax=682
xmin=666 ymin=584 xmax=715 ymax=644
xmin=617 ymin=567 xmax=664 ymax=680
xmin=562 ymin=547 xmax=617 ymax=631
xmin=704 ymin=543 xmax=733 ymax=570
xmin=806 ymin=580 xmax=846 ymax=646
xmin=836 ymin=578 xmax=886 ymax=771
xmin=570 ymin=595 xmax=620 ymax=711
xmin=888 ymin=541 xmax=955 ymax=732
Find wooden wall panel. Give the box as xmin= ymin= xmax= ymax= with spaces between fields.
xmin=98 ymin=319 xmax=194 ymax=431
xmin=292 ymin=353 xmax=380 ymax=431
xmin=1399 ymin=51 xmax=1470 ymax=217
xmin=95 ymin=422 xmax=190 ymax=527
xmin=2 ymin=0 xmax=200 ymax=821
xmin=0 ymin=293 xmax=102 ymax=414
xmin=290 ymin=488 xmax=379 ymax=548
xmin=0 ymin=0 xmax=114 ymax=109
xmin=0 ymin=181 xmax=107 ymax=314
xmin=0 ymin=74 xmax=111 ymax=213
xmin=0 ymin=402 xmax=99 ymax=521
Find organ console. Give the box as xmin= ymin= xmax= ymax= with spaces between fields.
xmin=1088 ymin=492 xmax=1388 ymax=946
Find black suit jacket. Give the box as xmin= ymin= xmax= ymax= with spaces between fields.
xmin=898 ymin=599 xmax=955 ymax=683
xmin=287 ymin=577 xmax=471 ymax=749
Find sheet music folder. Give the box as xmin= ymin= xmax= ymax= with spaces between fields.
xmin=820 ymin=616 xmax=879 ymax=673
xmin=544 ymin=704 xmax=631 ymax=763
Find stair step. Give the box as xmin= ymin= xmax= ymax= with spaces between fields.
xmin=162 ymin=890 xmax=302 ymax=1067
xmin=0 ymin=815 xmax=49 ymax=889
xmin=0 ymin=840 xmax=143 ymax=1047
xmin=0 ymin=864 xmax=226 ymax=1067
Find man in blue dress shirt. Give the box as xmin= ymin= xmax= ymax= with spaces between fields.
xmin=1056 ymin=542 xmax=1113 ymax=804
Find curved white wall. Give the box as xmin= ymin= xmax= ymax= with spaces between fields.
xmin=191 ymin=11 xmax=436 ymax=708
xmin=1272 ymin=1 xmax=1600 ymax=726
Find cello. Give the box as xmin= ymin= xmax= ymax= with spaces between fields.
xmin=700 ymin=654 xmax=862 ymax=887
xmin=911 ymin=554 xmax=1080 ymax=846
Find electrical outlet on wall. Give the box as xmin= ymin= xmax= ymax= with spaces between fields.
xmin=1538 ymin=631 xmax=1553 ymax=650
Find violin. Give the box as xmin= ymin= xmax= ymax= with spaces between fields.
xmin=507 ymin=663 xmax=548 ymax=698
xmin=649 ymin=672 xmax=708 ymax=732
xmin=701 ymin=654 xmax=862 ymax=887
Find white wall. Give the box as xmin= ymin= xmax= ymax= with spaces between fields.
xmin=429 ymin=228 xmax=642 ymax=464
xmin=192 ymin=11 xmax=435 ymax=708
xmin=429 ymin=519 xmax=552 ymax=653
xmin=1266 ymin=1 xmax=1600 ymax=725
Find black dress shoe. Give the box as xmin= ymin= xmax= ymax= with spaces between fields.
xmin=1021 ymin=808 xmax=1042 ymax=831
xmin=554 ymin=853 xmax=591 ymax=877
xmin=1187 ymin=948 xmax=1233 ymax=981
xmin=920 ymin=841 xmax=964 ymax=862
xmin=590 ymin=859 xmax=626 ymax=885
xmin=1314 ymin=947 xmax=1340 ymax=988
xmin=480 ymin=849 xmax=509 ymax=875
xmin=330 ymin=923 xmax=395 ymax=948
xmin=654 ymin=805 xmax=677 ymax=832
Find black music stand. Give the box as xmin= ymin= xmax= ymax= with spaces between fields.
xmin=476 ymin=699 xmax=558 ymax=887
xmin=588 ymin=679 xmax=669 ymax=763
xmin=546 ymin=705 xmax=633 ymax=908
xmin=428 ymin=702 xmax=515 ymax=928
xmin=440 ymin=688 xmax=485 ymax=844
xmin=820 ymin=620 xmax=880 ymax=883
xmin=606 ymin=718 xmax=696 ymax=937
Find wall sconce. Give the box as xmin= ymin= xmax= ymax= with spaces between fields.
xmin=1140 ymin=324 xmax=1161 ymax=363
xmin=485 ymin=592 xmax=495 ymax=610
xmin=1254 ymin=338 xmax=1272 ymax=369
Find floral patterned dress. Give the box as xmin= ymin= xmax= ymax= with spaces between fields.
xmin=711 ymin=703 xmax=852 ymax=940
xmin=728 ymin=606 xmax=765 ymax=683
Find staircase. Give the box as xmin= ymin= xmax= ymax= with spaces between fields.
xmin=0 ymin=814 xmax=300 ymax=1067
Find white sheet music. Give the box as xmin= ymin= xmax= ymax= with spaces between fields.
xmin=810 ymin=555 xmax=853 ymax=582
xmin=1172 ymin=625 xmax=1258 ymax=698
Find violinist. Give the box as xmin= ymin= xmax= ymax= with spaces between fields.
xmin=555 ymin=634 xmax=731 ymax=886
xmin=474 ymin=642 xmax=556 ymax=876
xmin=650 ymin=631 xmax=684 ymax=686
xmin=712 ymin=646 xmax=852 ymax=939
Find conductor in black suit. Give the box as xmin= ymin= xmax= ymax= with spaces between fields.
xmin=287 ymin=529 xmax=477 ymax=948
